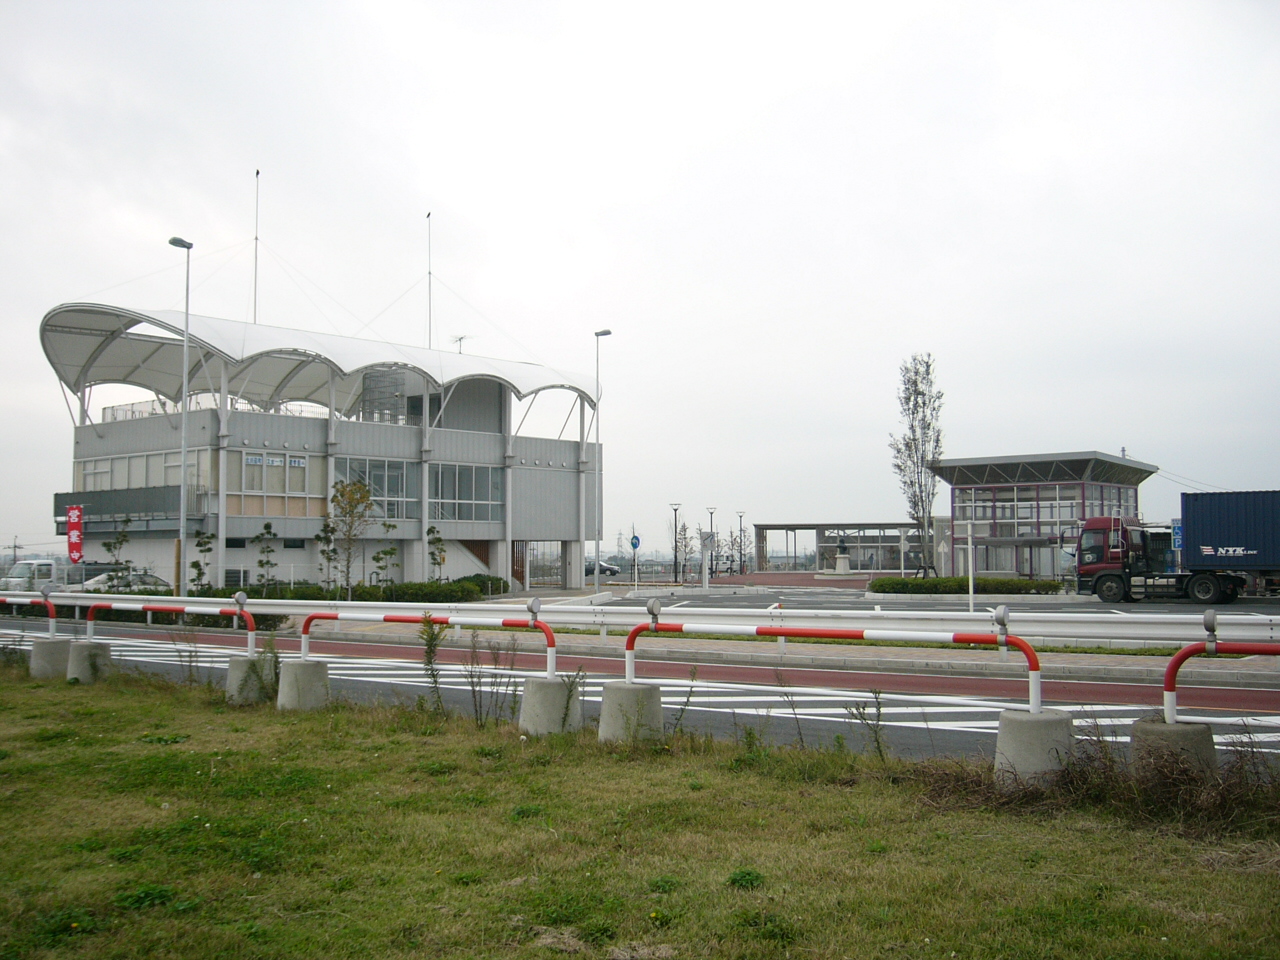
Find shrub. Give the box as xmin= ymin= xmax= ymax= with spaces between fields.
xmin=868 ymin=576 xmax=1062 ymax=595
xmin=454 ymin=573 xmax=509 ymax=596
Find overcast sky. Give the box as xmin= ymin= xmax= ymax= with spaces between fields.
xmin=3 ymin=1 xmax=1278 ymax=559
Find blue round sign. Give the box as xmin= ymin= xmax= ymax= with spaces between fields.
xmin=631 ymin=535 xmax=640 ymax=550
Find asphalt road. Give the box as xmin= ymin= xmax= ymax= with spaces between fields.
xmin=600 ymin=587 xmax=1280 ymax=616
xmin=8 ymin=624 xmax=1275 ymax=761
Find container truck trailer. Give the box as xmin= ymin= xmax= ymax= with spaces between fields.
xmin=1076 ymin=490 xmax=1280 ymax=603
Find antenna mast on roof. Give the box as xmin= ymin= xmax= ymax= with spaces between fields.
xmin=451 ymin=334 xmax=471 ymax=354
xmin=253 ymin=169 xmax=260 ymax=324
xmin=426 ymin=211 xmax=433 ymax=349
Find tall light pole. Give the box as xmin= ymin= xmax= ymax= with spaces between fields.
xmin=169 ymin=236 xmax=193 ymax=596
xmin=670 ymin=503 xmax=681 ymax=583
xmin=593 ymin=329 xmax=611 ymax=592
xmin=706 ymin=507 xmax=716 ymax=579
xmin=736 ymin=510 xmax=745 ymax=576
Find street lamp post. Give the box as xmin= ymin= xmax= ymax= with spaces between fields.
xmin=670 ymin=503 xmax=681 ymax=583
xmin=593 ymin=329 xmax=611 ymax=593
xmin=169 ymin=236 xmax=193 ymax=596
xmin=737 ymin=510 xmax=745 ymax=576
xmin=706 ymin=507 xmax=716 ymax=579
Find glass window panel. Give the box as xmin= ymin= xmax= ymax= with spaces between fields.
xmin=994 ymin=487 xmax=1015 ymax=501
xmin=429 ymin=501 xmax=440 ymax=520
xmin=406 ymin=498 xmax=421 ymax=519
xmin=146 ymin=454 xmax=164 ymax=486
xmin=265 ymin=495 xmax=286 ymax=516
xmin=129 ymin=456 xmax=146 ymax=488
xmin=333 ymin=458 xmax=349 ymax=483
xmin=308 ymin=458 xmax=327 ymax=495
xmin=474 ymin=467 xmax=489 ymax=500
xmin=441 ymin=464 xmax=456 ymax=500
xmin=458 ymin=465 xmax=473 ymax=501
xmin=1017 ymin=503 xmax=1033 ymax=519
xmin=386 ymin=460 xmax=404 ymax=499
xmin=385 ymin=499 xmax=401 ymax=519
xmin=429 ymin=463 xmax=440 ymax=499
xmin=491 ymin=468 xmax=504 ymax=503
xmin=243 ymin=454 xmax=264 ymax=491
xmin=371 ymin=499 xmax=386 ymax=519
xmin=406 ymin=461 xmax=421 ymax=497
xmin=369 ymin=459 xmax=386 ymax=497
xmin=349 ymin=458 xmax=368 ymax=485
xmin=111 ymin=458 xmax=128 ymax=489
xmin=458 ymin=501 xmax=473 ymax=521
xmin=441 ymin=500 xmax=456 ymax=520
xmin=1016 ymin=487 xmax=1036 ymax=500
xmin=473 ymin=503 xmax=489 ymax=521
xmin=1058 ymin=485 xmax=1081 ymax=501
xmin=265 ymin=459 xmax=285 ymax=494
xmin=287 ymin=458 xmax=307 ymax=493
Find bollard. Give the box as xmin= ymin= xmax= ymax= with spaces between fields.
xmin=29 ymin=639 xmax=71 ymax=679
xmin=518 ymin=677 xmax=583 ymax=735
xmin=66 ymin=641 xmax=111 ymax=684
xmin=277 ymin=660 xmax=329 ymax=711
xmin=994 ymin=708 xmax=1074 ymax=784
xmin=598 ymin=682 xmax=664 ymax=742
xmin=1129 ymin=717 xmax=1217 ymax=775
xmin=226 ymin=654 xmax=276 ymax=706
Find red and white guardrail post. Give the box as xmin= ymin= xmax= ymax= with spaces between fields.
xmin=625 ymin=599 xmax=1045 ymax=712
xmin=85 ymin=600 xmax=257 ymax=650
xmin=0 ymin=594 xmax=58 ymax=642
xmin=298 ymin=598 xmax=558 ymax=677
xmin=1162 ymin=609 xmax=1280 ymax=723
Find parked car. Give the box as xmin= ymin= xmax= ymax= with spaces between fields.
xmin=585 ymin=560 xmax=621 ymax=577
xmin=82 ymin=572 xmax=172 ymax=592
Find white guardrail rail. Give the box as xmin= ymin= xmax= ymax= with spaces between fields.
xmin=4 ymin=590 xmax=1279 ymax=644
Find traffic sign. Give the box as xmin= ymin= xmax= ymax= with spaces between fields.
xmin=631 ymin=535 xmax=640 ymax=551
xmin=1172 ymin=519 xmax=1183 ymax=551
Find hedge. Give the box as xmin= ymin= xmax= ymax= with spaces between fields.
xmin=868 ymin=576 xmax=1063 ymax=595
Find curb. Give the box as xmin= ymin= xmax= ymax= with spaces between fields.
xmin=862 ymin=592 xmax=1095 ymax=603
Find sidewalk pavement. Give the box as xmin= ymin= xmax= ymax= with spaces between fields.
xmin=308 ymin=621 xmax=1280 ymax=690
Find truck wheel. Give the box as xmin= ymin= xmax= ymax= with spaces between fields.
xmin=1095 ymin=575 xmax=1127 ymax=604
xmin=1186 ymin=573 xmax=1222 ymax=604
xmin=1220 ymin=581 xmax=1240 ymax=604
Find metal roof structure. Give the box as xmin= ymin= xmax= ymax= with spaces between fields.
xmin=929 ymin=451 xmax=1159 ymax=487
xmin=40 ymin=303 xmax=598 ymax=414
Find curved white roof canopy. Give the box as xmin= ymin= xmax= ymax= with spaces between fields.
xmin=40 ymin=303 xmax=598 ymax=414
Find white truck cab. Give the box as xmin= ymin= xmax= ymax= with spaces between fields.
xmin=0 ymin=560 xmax=72 ymax=593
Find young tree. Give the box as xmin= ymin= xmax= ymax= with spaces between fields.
xmin=330 ymin=480 xmax=374 ymax=600
xmin=675 ymin=522 xmax=697 ymax=582
xmin=889 ymin=353 xmax=944 ymax=573
xmin=251 ymin=521 xmax=279 ymax=594
xmin=189 ymin=529 xmax=216 ymax=593
xmin=314 ymin=516 xmax=339 ymax=595
xmin=426 ymin=524 xmax=446 ymax=580
xmin=371 ymin=521 xmax=400 ymax=598
xmin=102 ymin=517 xmax=133 ymax=590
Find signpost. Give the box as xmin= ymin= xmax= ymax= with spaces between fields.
xmin=1172 ymin=518 xmax=1183 ymax=570
xmin=631 ymin=534 xmax=640 ymax=589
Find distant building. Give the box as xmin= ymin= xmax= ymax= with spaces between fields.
xmin=928 ymin=451 xmax=1159 ymax=580
xmin=41 ymin=303 xmax=601 ymax=590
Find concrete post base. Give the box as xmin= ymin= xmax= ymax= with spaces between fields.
xmin=276 ymin=660 xmax=329 ymax=711
xmin=518 ymin=676 xmax=584 ymax=736
xmin=66 ymin=641 xmax=111 ymax=684
xmin=598 ymin=682 xmax=664 ymax=742
xmin=995 ymin=708 xmax=1074 ymax=785
xmin=29 ymin=639 xmax=71 ymax=680
xmin=1130 ymin=717 xmax=1218 ymax=775
xmin=227 ymin=655 xmax=277 ymax=706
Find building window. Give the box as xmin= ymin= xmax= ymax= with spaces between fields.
xmin=224 ymin=538 xmax=247 ymax=549
xmin=282 ymin=538 xmax=306 ymax=549
xmin=334 ymin=457 xmax=422 ymax=520
xmin=428 ymin=463 xmax=503 ymax=521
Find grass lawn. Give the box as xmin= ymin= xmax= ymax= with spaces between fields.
xmin=0 ymin=663 xmax=1277 ymax=959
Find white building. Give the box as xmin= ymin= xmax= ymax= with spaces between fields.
xmin=42 ymin=303 xmax=602 ymax=590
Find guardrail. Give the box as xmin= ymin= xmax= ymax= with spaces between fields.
xmin=85 ymin=601 xmax=258 ymax=654
xmin=623 ymin=600 xmax=1045 ymax=712
xmin=1161 ymin=610 xmax=1280 ymax=722
xmin=0 ymin=596 xmax=56 ymax=641
xmin=297 ymin=598 xmax=558 ymax=677
xmin=12 ymin=590 xmax=1278 ymax=645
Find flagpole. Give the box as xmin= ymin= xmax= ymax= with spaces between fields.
xmin=253 ymin=169 xmax=260 ymax=324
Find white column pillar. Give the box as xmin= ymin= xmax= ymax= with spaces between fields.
xmin=215 ymin=360 xmax=229 ymax=588
xmin=502 ymin=386 xmax=516 ymax=589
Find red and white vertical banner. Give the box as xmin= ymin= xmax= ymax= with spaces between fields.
xmin=66 ymin=505 xmax=84 ymax=564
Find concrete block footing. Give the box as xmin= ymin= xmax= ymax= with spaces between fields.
xmin=518 ymin=676 xmax=584 ymax=736
xmin=66 ymin=641 xmax=112 ymax=684
xmin=276 ymin=660 xmax=329 ymax=711
xmin=598 ymin=682 xmax=664 ymax=742
xmin=29 ymin=639 xmax=71 ymax=680
xmin=995 ymin=708 xmax=1074 ymax=785
xmin=1129 ymin=717 xmax=1218 ymax=775
xmin=227 ymin=655 xmax=277 ymax=706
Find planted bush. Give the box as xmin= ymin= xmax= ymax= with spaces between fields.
xmin=869 ymin=576 xmax=1062 ymax=595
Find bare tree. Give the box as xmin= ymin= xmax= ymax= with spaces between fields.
xmin=889 ymin=353 xmax=944 ymax=573
xmin=330 ymin=480 xmax=374 ymax=599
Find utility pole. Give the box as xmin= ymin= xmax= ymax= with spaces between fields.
xmin=670 ymin=503 xmax=681 ymax=584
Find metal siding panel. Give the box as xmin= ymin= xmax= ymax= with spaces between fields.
xmin=510 ymin=467 xmax=581 ymax=540
xmin=75 ymin=409 xmax=220 ymax=458
xmin=1183 ymin=490 xmax=1280 ymax=570
xmin=227 ymin=412 xmax=328 ymax=453
xmin=332 ymin=420 xmax=420 ymax=460
xmin=431 ymin=429 xmax=504 ymax=464
xmin=440 ymin=379 xmax=502 ymax=433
